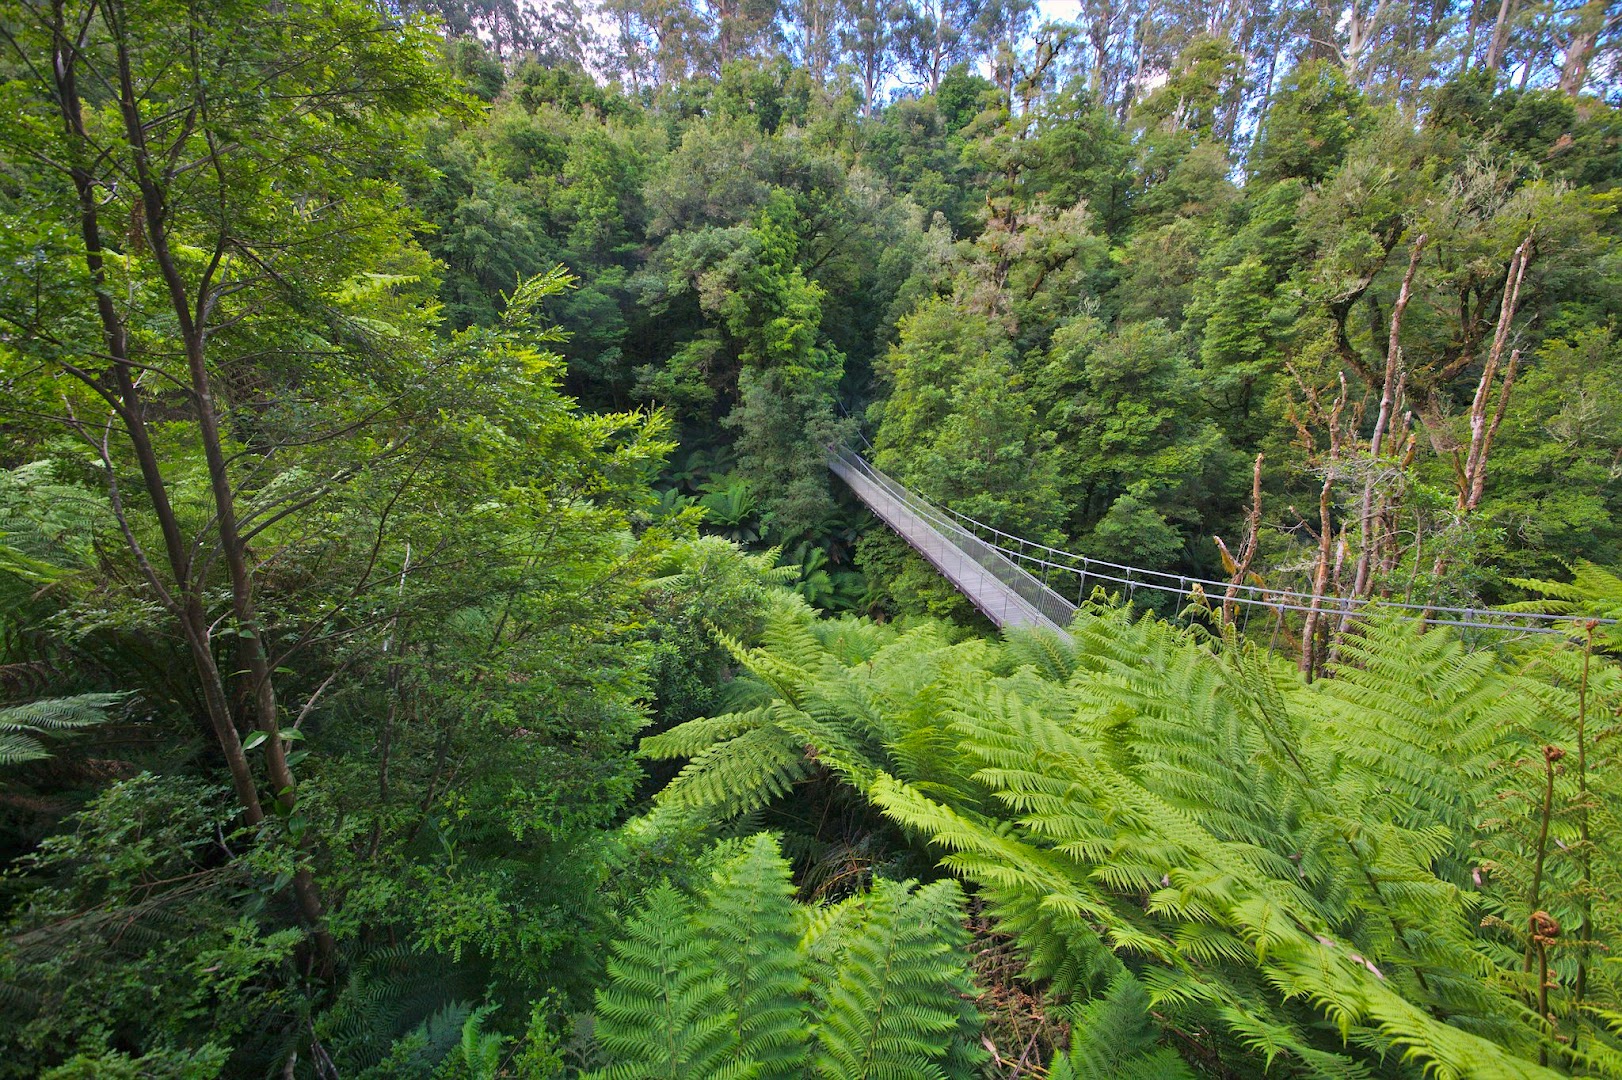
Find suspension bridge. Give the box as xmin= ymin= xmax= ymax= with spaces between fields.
xmin=828 ymin=444 xmax=1598 ymax=641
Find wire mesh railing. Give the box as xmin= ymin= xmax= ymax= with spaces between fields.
xmin=827 ymin=446 xmax=1075 ymax=634
xmin=830 ymin=445 xmax=1609 ymax=638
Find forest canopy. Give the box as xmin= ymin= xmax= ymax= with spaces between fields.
xmin=1 ymin=0 xmax=1620 ymax=1076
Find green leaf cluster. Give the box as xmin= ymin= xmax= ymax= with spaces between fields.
xmin=590 ymin=832 xmax=984 ymax=1078
xmin=646 ymin=598 xmax=1622 ymax=1076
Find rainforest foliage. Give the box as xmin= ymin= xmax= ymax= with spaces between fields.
xmin=1 ymin=0 xmax=1621 ymax=1075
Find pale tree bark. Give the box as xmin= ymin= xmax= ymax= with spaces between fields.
xmin=1485 ymin=0 xmax=1519 ymax=72
xmin=1558 ymin=0 xmax=1613 ymax=95
xmin=1301 ymin=455 xmax=1341 ymax=677
xmin=1341 ymin=0 xmax=1393 ymax=82
xmin=1459 ymin=232 xmax=1533 ymax=512
xmin=1417 ymin=232 xmax=1533 ymax=619
xmin=926 ymin=3 xmax=952 ymax=91
xmin=1289 ymin=371 xmax=1352 ymax=682
xmin=1348 ymin=233 xmax=1426 ymax=609
xmin=1462 ymin=0 xmax=1481 ymax=70
xmin=1217 ymin=453 xmax=1265 ymax=626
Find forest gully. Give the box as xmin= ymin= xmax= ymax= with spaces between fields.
xmin=1 ymin=0 xmax=1619 ymax=1075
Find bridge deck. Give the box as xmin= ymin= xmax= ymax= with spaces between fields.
xmin=829 ymin=449 xmax=1074 ymax=638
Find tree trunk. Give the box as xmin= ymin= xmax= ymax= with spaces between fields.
xmin=1349 ymin=234 xmax=1425 ymax=608
xmin=1220 ymin=454 xmax=1264 ymax=626
xmin=1462 ymin=0 xmax=1481 ymax=70
xmin=1558 ymin=0 xmax=1608 ymax=95
xmin=68 ymin=0 xmax=333 ymax=964
xmin=1300 ymin=469 xmax=1335 ymax=682
xmin=50 ymin=7 xmax=265 ymax=825
xmin=1299 ymin=375 xmax=1349 ymax=682
xmin=1459 ymin=232 xmax=1532 ymax=512
xmin=1485 ymin=0 xmax=1518 ymax=72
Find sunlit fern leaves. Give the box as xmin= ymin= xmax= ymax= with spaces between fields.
xmin=1509 ymin=561 xmax=1622 ymax=647
xmin=807 ymin=877 xmax=985 ymax=1080
xmin=641 ymin=596 xmax=1622 ymax=1075
xmin=1002 ymin=623 xmax=1078 ymax=682
xmin=1317 ymin=619 xmax=1518 ymax=849
xmin=589 ymin=835 xmax=984 ymax=1079
xmin=590 ymin=883 xmax=739 ymax=1079
xmin=643 ymin=704 xmax=818 ymax=818
xmin=0 ymin=693 xmax=123 ymax=767
xmin=698 ymin=835 xmax=810 ymax=1078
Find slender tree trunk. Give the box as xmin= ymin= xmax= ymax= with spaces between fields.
xmin=1301 ymin=471 xmax=1335 ymax=682
xmin=1221 ymin=454 xmax=1264 ymax=625
xmin=1460 ymin=232 xmax=1532 ymax=511
xmin=930 ymin=3 xmax=948 ymax=93
xmin=1299 ymin=377 xmax=1348 ymax=682
xmin=50 ymin=5 xmax=264 ymax=824
xmin=1462 ymin=0 xmax=1481 ymax=70
xmin=1516 ymin=51 xmax=1536 ymax=89
xmin=1349 ymin=234 xmax=1426 ymax=610
xmin=107 ymin=1 xmax=330 ymax=958
xmin=1485 ymin=0 xmax=1518 ymax=72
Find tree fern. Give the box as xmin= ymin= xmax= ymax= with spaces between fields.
xmin=1048 ymin=971 xmax=1195 ymax=1080
xmin=645 ymin=597 xmax=1622 ymax=1075
xmin=591 ymin=835 xmax=986 ymax=1079
xmin=1510 ymin=561 xmax=1622 ymax=626
xmin=698 ymin=835 xmax=809 ymax=1078
xmin=323 ymin=944 xmax=477 ymax=1073
xmin=808 ymin=877 xmax=985 ymax=1080
xmin=459 ymin=1005 xmax=504 ymax=1080
xmin=644 ymin=707 xmax=818 ymax=818
xmin=0 ymin=694 xmax=123 ymax=767
xmin=590 ymin=884 xmax=741 ymax=1079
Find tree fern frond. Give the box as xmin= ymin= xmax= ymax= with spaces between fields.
xmin=590 ymin=883 xmax=738 ymax=1078
xmin=654 ymin=714 xmax=816 ymax=817
xmin=1054 ymin=970 xmax=1195 ymax=1080
xmin=0 ymin=693 xmax=124 ymax=768
xmin=1508 ymin=561 xmax=1622 ymax=630
xmin=698 ymin=835 xmax=810 ymax=1078
xmin=0 ymin=731 xmax=49 ymax=766
xmin=808 ymin=877 xmax=985 ymax=1080
xmin=594 ymin=835 xmax=986 ymax=1078
xmin=0 ymin=692 xmax=127 ymax=730
xmin=1001 ymin=626 xmax=1078 ymax=682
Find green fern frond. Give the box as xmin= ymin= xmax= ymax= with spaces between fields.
xmin=698 ymin=835 xmax=810 ymax=1078
xmin=591 ymin=884 xmax=738 ymax=1078
xmin=0 ymin=693 xmax=127 ymax=731
xmin=1509 ymin=561 xmax=1622 ymax=620
xmin=654 ymin=711 xmax=816 ymax=817
xmin=593 ymin=835 xmax=988 ymax=1078
xmin=0 ymin=731 xmax=50 ymax=766
xmin=1001 ymin=625 xmax=1078 ymax=682
xmin=808 ymin=877 xmax=985 ymax=1080
xmin=1053 ymin=970 xmax=1194 ymax=1080
xmin=0 ymin=694 xmax=124 ymax=767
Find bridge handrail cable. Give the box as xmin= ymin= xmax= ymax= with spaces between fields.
xmin=831 ymin=445 xmax=1610 ymax=636
xmin=929 ymin=485 xmax=1607 ymax=628
xmin=828 ymin=446 xmax=1077 ymax=629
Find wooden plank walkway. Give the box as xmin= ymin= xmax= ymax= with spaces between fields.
xmin=828 ymin=448 xmax=1075 ymax=638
